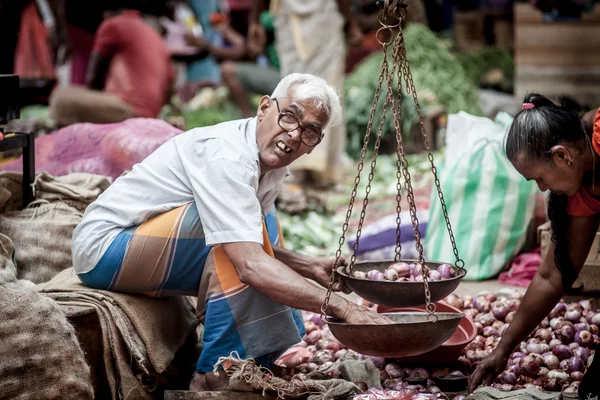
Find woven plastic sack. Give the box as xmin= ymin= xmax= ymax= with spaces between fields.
xmin=1 ymin=118 xmax=183 ymax=180
xmin=0 ymin=284 xmax=93 ymax=400
xmin=425 ymin=112 xmax=537 ymax=281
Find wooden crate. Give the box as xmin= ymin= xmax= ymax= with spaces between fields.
xmin=538 ymin=221 xmax=600 ymax=293
xmin=514 ymin=3 xmax=600 ymax=106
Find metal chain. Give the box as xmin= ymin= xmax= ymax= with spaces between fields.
xmin=397 ymin=32 xmax=465 ymax=272
xmin=385 ymin=29 xmax=436 ymax=318
xmin=320 ymin=36 xmax=392 ymax=318
xmin=350 ymin=55 xmax=396 ymax=268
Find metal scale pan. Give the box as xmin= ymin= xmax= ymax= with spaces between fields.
xmin=336 ymin=260 xmax=465 ymax=308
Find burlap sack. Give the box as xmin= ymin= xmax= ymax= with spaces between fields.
xmin=0 ymin=234 xmax=17 ymax=285
xmin=0 ymin=283 xmax=94 ymax=400
xmin=0 ymin=201 xmax=82 ymax=284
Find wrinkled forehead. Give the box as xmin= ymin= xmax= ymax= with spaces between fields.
xmin=513 ymin=153 xmax=547 ymax=177
xmin=281 ymin=98 xmax=329 ymax=127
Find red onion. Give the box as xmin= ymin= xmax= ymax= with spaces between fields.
xmin=505 ymin=311 xmax=516 ymax=323
xmin=384 ymin=363 xmax=405 ymax=379
xmin=565 ymin=309 xmax=582 ymax=323
xmin=389 ymin=262 xmax=411 ymax=277
xmin=567 ymin=356 xmax=584 ymax=373
xmin=547 ymin=369 xmax=569 ymax=381
xmin=591 ymin=313 xmax=600 ymax=326
xmin=556 ymin=322 xmax=575 ymax=342
xmin=483 ymin=326 xmax=499 ymax=338
xmin=542 ymin=353 xmax=560 ymax=369
xmin=367 ymin=270 xmax=385 ymax=281
xmin=491 ymin=301 xmax=510 ymax=321
xmin=444 ymin=294 xmax=463 ymax=310
xmin=428 ymin=270 xmax=441 ymax=281
xmin=535 ymin=328 xmax=552 ymax=343
xmin=568 ymin=303 xmax=584 ymax=313
xmin=500 ymin=371 xmax=517 ymax=385
xmin=414 ymin=275 xmax=424 ymax=282
xmin=463 ymin=295 xmax=473 ymax=309
xmin=554 ymin=302 xmax=567 ymax=314
xmin=464 ymin=309 xmax=478 ymax=320
xmin=560 ymin=359 xmax=569 ymax=371
xmin=334 ymin=349 xmax=348 ymax=360
xmin=509 ymin=291 xmax=524 ymax=300
xmin=475 ymin=312 xmax=496 ymax=327
xmin=548 ymin=339 xmax=562 ymax=350
xmin=570 ymin=371 xmax=584 ymax=381
xmin=540 ymin=318 xmax=550 ymax=328
xmin=590 ymin=324 xmax=600 ymax=335
xmin=552 ymin=344 xmax=573 ymax=360
xmin=438 ymin=264 xmax=455 ymax=279
xmin=316 ymin=339 xmax=340 ymax=353
xmin=471 ymin=335 xmax=486 ymax=349
xmin=573 ymin=346 xmax=590 ymax=363
xmin=575 ymin=330 xmax=594 ymax=348
xmin=575 ymin=322 xmax=590 ymax=332
xmin=542 ymin=378 xmax=562 ymax=391
xmin=304 ymin=321 xmax=318 ymax=334
xmin=525 ymin=343 xmax=543 ymax=355
xmin=520 ymin=355 xmax=543 ymax=378
xmin=409 ymin=368 xmax=430 ymax=379
xmin=506 ymin=364 xmax=520 ymax=375
xmin=474 ymin=297 xmax=491 ymax=313
xmin=352 ymin=271 xmax=367 ymax=279
xmin=569 ymin=342 xmax=580 ymax=350
xmin=549 ymin=317 xmax=563 ymax=330
xmin=305 ymin=330 xmax=322 ymax=345
xmin=383 ymin=269 xmax=399 ymax=281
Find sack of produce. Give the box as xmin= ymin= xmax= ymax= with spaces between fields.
xmin=0 ymin=283 xmax=93 ymax=399
xmin=425 ymin=112 xmax=537 ymax=280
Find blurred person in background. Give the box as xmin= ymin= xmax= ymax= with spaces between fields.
xmin=249 ymin=0 xmax=364 ymax=186
xmin=185 ymin=9 xmax=280 ymax=118
xmin=49 ymin=8 xmax=174 ymax=126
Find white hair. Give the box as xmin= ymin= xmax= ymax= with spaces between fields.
xmin=271 ymin=73 xmax=343 ymax=129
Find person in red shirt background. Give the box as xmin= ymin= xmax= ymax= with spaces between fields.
xmin=49 ymin=8 xmax=174 ymax=126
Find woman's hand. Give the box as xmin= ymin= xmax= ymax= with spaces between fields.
xmin=468 ymin=349 xmax=510 ymax=392
xmin=311 ymin=255 xmax=351 ymax=293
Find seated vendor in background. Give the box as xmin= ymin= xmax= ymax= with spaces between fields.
xmin=469 ymin=94 xmax=600 ymax=398
xmin=71 ymin=73 xmax=390 ymax=391
xmin=50 ymin=8 xmax=174 ymax=126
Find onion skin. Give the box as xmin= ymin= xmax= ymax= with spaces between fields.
xmin=492 ymin=301 xmax=510 ymax=321
xmin=542 ymin=354 xmax=560 ymax=370
xmin=591 ymin=313 xmax=600 ymax=326
xmin=549 ymin=339 xmax=562 ymax=350
xmin=389 ymin=262 xmax=411 ymax=277
xmin=444 ymin=294 xmax=463 ymax=310
xmin=575 ymin=330 xmax=594 ymax=348
xmin=565 ymin=309 xmax=582 ymax=323
xmin=573 ymin=346 xmax=590 ymax=363
xmin=574 ymin=322 xmax=590 ymax=333
xmin=500 ymin=371 xmax=517 ymax=385
xmin=428 ymin=270 xmax=442 ymax=281
xmin=505 ymin=311 xmax=516 ymax=323
xmin=570 ymin=371 xmax=584 ymax=381
xmin=567 ymin=356 xmax=584 ymax=374
xmin=383 ymin=268 xmax=399 ymax=281
xmin=535 ymin=328 xmax=552 ymax=343
xmin=352 ymin=271 xmax=367 ymax=279
xmin=438 ymin=264 xmax=455 ymax=279
xmin=552 ymin=344 xmax=573 ymax=360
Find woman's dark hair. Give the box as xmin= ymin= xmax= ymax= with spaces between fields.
xmin=506 ymin=93 xmax=589 ymax=290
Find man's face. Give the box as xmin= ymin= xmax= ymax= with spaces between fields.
xmin=255 ymin=95 xmax=329 ymax=173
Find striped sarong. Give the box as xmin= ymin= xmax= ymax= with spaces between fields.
xmin=78 ymin=202 xmax=305 ymax=372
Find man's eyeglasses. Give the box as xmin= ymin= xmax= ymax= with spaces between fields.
xmin=273 ymin=98 xmax=323 ymax=147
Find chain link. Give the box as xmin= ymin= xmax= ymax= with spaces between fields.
xmin=321 ymin=39 xmax=391 ymax=318
xmin=397 ymin=32 xmax=465 ymax=273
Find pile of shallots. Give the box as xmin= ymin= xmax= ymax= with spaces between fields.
xmin=274 ymin=289 xmax=595 ymax=398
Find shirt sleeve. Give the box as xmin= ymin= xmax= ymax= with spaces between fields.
xmin=92 ymin=20 xmax=122 ymax=57
xmin=187 ymin=156 xmax=264 ymax=246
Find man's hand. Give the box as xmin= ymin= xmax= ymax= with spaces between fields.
xmin=468 ymin=348 xmax=510 ymax=392
xmin=247 ymin=23 xmax=266 ymax=57
xmin=311 ymin=255 xmax=351 ymax=294
xmin=341 ymin=303 xmax=394 ymax=325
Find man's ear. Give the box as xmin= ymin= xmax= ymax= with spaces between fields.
xmin=257 ymin=96 xmax=272 ymax=122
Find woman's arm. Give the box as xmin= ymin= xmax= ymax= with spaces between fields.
xmin=469 ymin=213 xmax=600 ymax=390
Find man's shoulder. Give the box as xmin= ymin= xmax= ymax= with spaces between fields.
xmin=178 ymin=118 xmax=259 ymax=165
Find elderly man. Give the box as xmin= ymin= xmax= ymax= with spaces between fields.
xmin=71 ymin=73 xmax=389 ymax=391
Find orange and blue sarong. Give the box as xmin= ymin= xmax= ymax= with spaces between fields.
xmin=78 ymin=202 xmax=305 ymax=372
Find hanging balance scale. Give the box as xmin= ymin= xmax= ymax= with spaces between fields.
xmin=320 ymin=0 xmax=466 ymax=358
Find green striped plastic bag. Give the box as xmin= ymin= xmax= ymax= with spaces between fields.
xmin=425 ymin=126 xmax=537 ymax=281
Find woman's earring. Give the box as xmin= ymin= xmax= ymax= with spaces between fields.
xmin=568 ymin=161 xmax=573 ymax=166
